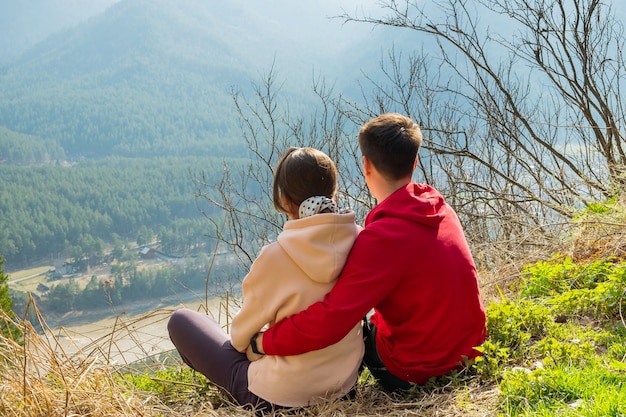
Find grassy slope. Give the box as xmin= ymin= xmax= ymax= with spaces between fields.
xmin=2 ymin=204 xmax=626 ymax=416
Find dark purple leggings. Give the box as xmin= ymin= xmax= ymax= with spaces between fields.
xmin=167 ymin=308 xmax=275 ymax=412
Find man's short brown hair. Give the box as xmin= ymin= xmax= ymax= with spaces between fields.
xmin=358 ymin=113 xmax=422 ymax=180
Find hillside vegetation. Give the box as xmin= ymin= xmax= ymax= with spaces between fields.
xmin=1 ymin=200 xmax=625 ymax=416
xmin=0 ymin=0 xmax=401 ymax=272
xmin=0 ymin=156 xmax=242 ymax=267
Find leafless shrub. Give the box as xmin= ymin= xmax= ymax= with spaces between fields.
xmin=332 ymin=0 xmax=626 ymax=274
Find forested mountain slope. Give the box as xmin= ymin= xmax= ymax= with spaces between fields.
xmin=0 ymin=0 xmax=393 ymax=160
xmin=0 ymin=0 xmax=403 ymax=269
xmin=0 ymin=0 xmax=265 ymax=158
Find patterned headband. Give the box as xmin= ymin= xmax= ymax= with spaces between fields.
xmin=298 ymin=196 xmax=338 ymax=219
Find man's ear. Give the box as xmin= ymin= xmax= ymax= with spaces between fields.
xmin=413 ymin=158 xmax=419 ymax=171
xmin=362 ymin=155 xmax=372 ymax=175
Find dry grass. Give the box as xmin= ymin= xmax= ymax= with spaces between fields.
xmin=0 ymin=293 xmax=501 ymax=417
xmin=171 ymin=382 xmax=500 ymax=417
xmin=568 ymin=215 xmax=626 ymax=263
xmin=0 ymin=305 xmax=153 ymax=416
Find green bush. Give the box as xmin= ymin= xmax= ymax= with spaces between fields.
xmin=486 ymin=298 xmax=553 ymax=353
xmin=547 ymin=263 xmax=626 ymax=319
xmin=485 ymin=255 xmax=626 ymax=416
xmin=520 ymin=256 xmax=614 ymax=298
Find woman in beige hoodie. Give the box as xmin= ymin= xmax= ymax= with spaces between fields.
xmin=167 ymin=147 xmax=364 ymax=412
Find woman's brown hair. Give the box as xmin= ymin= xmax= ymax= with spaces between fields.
xmin=272 ymin=147 xmax=338 ymax=218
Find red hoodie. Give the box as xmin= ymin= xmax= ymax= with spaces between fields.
xmin=263 ymin=183 xmax=487 ymax=384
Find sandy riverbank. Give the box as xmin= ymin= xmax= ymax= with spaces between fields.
xmin=50 ymin=294 xmax=238 ymax=366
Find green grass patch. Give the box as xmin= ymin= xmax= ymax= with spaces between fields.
xmin=8 ymin=265 xmax=52 ymax=281
xmin=500 ymin=362 xmax=626 ymax=416
xmin=472 ymin=256 xmax=626 ymax=416
xmin=118 ymin=365 xmax=220 ymax=406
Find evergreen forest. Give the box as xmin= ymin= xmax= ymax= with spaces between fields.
xmin=0 ymin=156 xmax=246 ymax=267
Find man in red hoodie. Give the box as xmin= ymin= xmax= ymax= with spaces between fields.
xmin=252 ymin=113 xmax=487 ymax=391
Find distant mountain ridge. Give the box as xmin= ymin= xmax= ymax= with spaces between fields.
xmin=0 ymin=0 xmax=281 ymax=158
xmin=0 ymin=0 xmax=417 ymax=270
xmin=9 ymin=0 xmax=268 ymax=85
xmin=0 ymin=0 xmax=121 ymax=64
xmin=0 ymin=0 xmax=408 ymax=160
xmin=0 ymin=0 xmax=419 ymax=270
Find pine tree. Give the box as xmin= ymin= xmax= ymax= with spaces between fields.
xmin=0 ymin=256 xmax=12 ymax=312
xmin=0 ymin=254 xmax=19 ymax=339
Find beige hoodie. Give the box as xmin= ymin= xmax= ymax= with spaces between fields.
xmin=230 ymin=211 xmax=364 ymax=407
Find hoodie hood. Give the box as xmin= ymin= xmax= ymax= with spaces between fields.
xmin=277 ymin=211 xmax=358 ymax=284
xmin=366 ymin=183 xmax=447 ymax=228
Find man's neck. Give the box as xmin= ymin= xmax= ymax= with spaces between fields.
xmin=374 ymin=178 xmax=411 ymax=203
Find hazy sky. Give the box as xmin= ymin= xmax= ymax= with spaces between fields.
xmin=0 ymin=0 xmax=388 ymax=63
xmin=2 ymin=0 xmax=624 ymax=69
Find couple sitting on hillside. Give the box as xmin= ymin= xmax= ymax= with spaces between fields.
xmin=167 ymin=113 xmax=487 ymax=413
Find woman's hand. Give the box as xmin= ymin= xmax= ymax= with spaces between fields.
xmin=246 ymin=345 xmax=265 ymax=361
